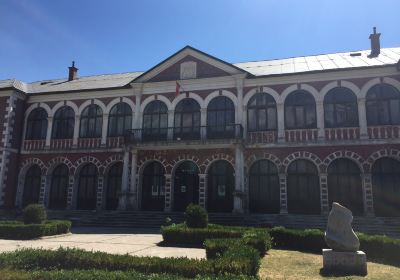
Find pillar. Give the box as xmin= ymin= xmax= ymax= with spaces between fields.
xmin=118 ymin=149 xmax=130 ymax=210
xmin=279 ymin=173 xmax=288 ymax=214
xmin=362 ymin=173 xmax=374 ymax=216
xmin=233 ymin=144 xmax=245 ymax=213
xmin=101 ymin=114 xmax=109 ymax=145
xmin=167 ymin=110 xmax=174 ymax=140
xmin=199 ymin=174 xmax=207 ymax=209
xmin=200 ymin=108 xmax=207 ymax=140
xmin=38 ymin=175 xmax=47 ymax=205
xmin=316 ymin=101 xmax=325 ymax=140
xmin=164 ymin=174 xmax=172 ymax=212
xmin=358 ymin=98 xmax=368 ymax=139
xmin=72 ymin=115 xmax=80 ymax=146
xmin=277 ymin=103 xmax=285 ymax=143
xmin=66 ymin=175 xmax=74 ymax=209
xmin=128 ymin=150 xmax=138 ymax=210
xmin=45 ymin=117 xmax=53 ymax=147
xmin=320 ymin=173 xmax=329 ymax=214
xmin=96 ymin=176 xmax=104 ymax=210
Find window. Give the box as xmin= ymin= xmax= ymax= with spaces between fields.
xmin=249 ymin=160 xmax=280 ymax=213
xmin=142 ymin=162 xmax=165 ymax=211
xmin=287 ymin=159 xmax=320 ymax=214
xmin=49 ymin=164 xmax=69 ymax=210
xmin=327 ymin=159 xmax=363 ymax=215
xmin=174 ymin=98 xmax=200 ymax=140
xmin=80 ymin=104 xmax=103 ymax=138
xmin=25 ymin=108 xmax=48 ymax=140
xmin=52 ymin=106 xmax=74 ymax=139
xmin=143 ymin=100 xmax=168 ymax=140
xmin=207 ymin=160 xmax=234 ymax=213
xmin=207 ymin=96 xmax=235 ymax=138
xmin=22 ymin=165 xmax=41 ymax=207
xmin=372 ymin=158 xmax=400 ymax=216
xmin=285 ymin=90 xmax=316 ymax=129
xmin=106 ymin=162 xmax=123 ymax=210
xmin=247 ymin=93 xmax=277 ymax=131
xmin=324 ymin=87 xmax=359 ymax=128
xmin=77 ymin=164 xmax=98 ymax=210
xmin=366 ymin=84 xmax=400 ymax=126
xmin=108 ymin=103 xmax=132 ymax=137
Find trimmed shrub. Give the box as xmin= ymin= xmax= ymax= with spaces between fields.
xmin=185 ymin=204 xmax=208 ymax=228
xmin=23 ymin=204 xmax=47 ymax=224
xmin=0 ymin=220 xmax=71 ymax=240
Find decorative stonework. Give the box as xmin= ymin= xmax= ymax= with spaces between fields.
xmin=74 ymin=156 xmax=104 ymax=175
xmin=46 ymin=156 xmax=75 ymax=175
xmin=170 ymin=154 xmax=201 ymax=173
xmin=202 ymin=153 xmax=235 ymax=174
xmin=322 ymin=151 xmax=364 ymax=173
xmin=180 ymin=61 xmax=197 ymax=80
xmin=364 ymin=148 xmax=400 ymax=172
xmin=282 ymin=151 xmax=322 ymax=173
xmin=103 ymin=154 xmax=124 ymax=173
xmin=245 ymin=152 xmax=281 ymax=170
xmin=137 ymin=154 xmax=168 ymax=174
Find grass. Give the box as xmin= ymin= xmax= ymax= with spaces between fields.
xmin=259 ymin=249 xmax=400 ymax=280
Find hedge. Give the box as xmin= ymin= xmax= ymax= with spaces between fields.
xmin=0 ymin=247 xmax=260 ymax=277
xmin=268 ymin=226 xmax=400 ymax=266
xmin=0 ymin=220 xmax=71 ymax=240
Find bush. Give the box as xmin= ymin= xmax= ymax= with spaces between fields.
xmin=0 ymin=220 xmax=71 ymax=240
xmin=23 ymin=204 xmax=47 ymax=224
xmin=185 ymin=204 xmax=208 ymax=228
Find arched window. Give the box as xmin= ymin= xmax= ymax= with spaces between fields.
xmin=143 ymin=100 xmax=168 ymax=140
xmin=80 ymin=105 xmax=103 ymax=138
xmin=142 ymin=161 xmax=165 ymax=211
xmin=108 ymin=103 xmax=132 ymax=137
xmin=366 ymin=84 xmax=400 ymax=126
xmin=324 ymin=87 xmax=359 ymax=128
xmin=25 ymin=108 xmax=48 ymax=140
xmin=372 ymin=158 xmax=400 ymax=216
xmin=77 ymin=164 xmax=98 ymax=210
xmin=287 ymin=159 xmax=320 ymax=214
xmin=249 ymin=160 xmax=280 ymax=214
xmin=174 ymin=99 xmax=200 ymax=140
xmin=106 ymin=162 xmax=123 ymax=210
xmin=285 ymin=90 xmax=316 ymax=129
xmin=207 ymin=160 xmax=234 ymax=213
xmin=174 ymin=161 xmax=199 ymax=211
xmin=52 ymin=106 xmax=74 ymax=139
xmin=22 ymin=165 xmax=42 ymax=207
xmin=327 ymin=159 xmax=363 ymax=215
xmin=247 ymin=92 xmax=277 ymax=131
xmin=207 ymin=96 xmax=235 ymax=138
xmin=49 ymin=164 xmax=69 ymax=210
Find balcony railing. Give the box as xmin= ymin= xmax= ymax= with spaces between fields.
xmin=368 ymin=125 xmax=400 ymax=139
xmin=285 ymin=129 xmax=318 ymax=142
xmin=247 ymin=130 xmax=277 ymax=144
xmin=23 ymin=139 xmax=45 ymax=151
xmin=325 ymin=127 xmax=360 ymax=141
xmin=124 ymin=124 xmax=243 ymax=144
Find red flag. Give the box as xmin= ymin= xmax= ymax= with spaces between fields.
xmin=175 ymin=81 xmax=181 ymax=97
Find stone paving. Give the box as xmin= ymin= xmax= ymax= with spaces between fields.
xmin=0 ymin=227 xmax=205 ymax=259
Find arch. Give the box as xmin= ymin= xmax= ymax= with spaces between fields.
xmin=278 ymin=84 xmax=321 ymax=104
xmin=103 ymin=154 xmax=124 ymax=175
xmin=46 ymin=157 xmax=75 ymax=176
xmin=141 ymin=95 xmax=173 ymax=112
xmin=174 ymin=98 xmax=201 ymax=140
xmin=74 ymin=156 xmax=104 ymax=176
xmin=21 ymin=165 xmax=42 ymax=207
xmin=48 ymin=164 xmax=69 ymax=210
xmin=105 ymin=97 xmax=135 ymax=114
xmin=76 ymin=163 xmax=98 ymax=210
xmin=25 ymin=107 xmax=48 ymax=140
xmin=52 ymin=105 xmax=75 ymax=139
xmin=320 ymin=81 xmax=361 ymax=99
xmin=142 ymin=100 xmax=169 ymax=140
xmin=322 ymin=151 xmax=364 ymax=174
xmin=243 ymin=87 xmax=279 ymax=106
xmin=105 ymin=161 xmax=123 ymax=210
xmin=284 ymin=89 xmax=317 ymax=129
xmin=107 ymin=102 xmax=132 ymax=137
xmin=360 ymin=77 xmax=400 ymax=99
xmin=172 ymin=92 xmax=205 ymax=109
xmin=77 ymin=99 xmax=106 ymax=115
xmin=50 ymin=101 xmax=78 ymax=117
xmin=24 ymin=103 xmax=51 ymax=122
xmin=19 ymin=158 xmax=47 ymax=177
xmin=365 ymin=148 xmax=400 ymax=173
xmin=173 ymin=160 xmax=200 ymax=211
xmin=138 ymin=154 xmax=168 ymax=175
xmin=282 ymin=151 xmax=322 ymax=174
xmin=204 ymin=90 xmax=238 ymax=109
xmin=203 ymin=153 xmax=235 ymax=174
xmin=245 ymin=152 xmax=281 ymax=171
xmin=141 ymin=161 xmax=166 ymax=211
xmin=170 ymin=154 xmax=201 ymax=174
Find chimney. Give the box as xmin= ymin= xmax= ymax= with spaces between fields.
xmin=68 ymin=61 xmax=78 ymax=81
xmin=369 ymin=27 xmax=381 ymax=57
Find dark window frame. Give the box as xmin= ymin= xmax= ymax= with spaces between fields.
xmin=49 ymin=164 xmax=69 ymax=210
xmin=284 ymin=90 xmax=317 ymax=129
xmin=106 ymin=162 xmax=123 ymax=210
xmin=80 ymin=104 xmax=103 ymax=138
xmin=52 ymin=106 xmax=75 ymax=139
xmin=25 ymin=108 xmax=48 ymax=140
xmin=142 ymin=100 xmax=168 ymax=140
xmin=108 ymin=102 xmax=132 ymax=137
xmin=22 ymin=165 xmax=42 ymax=207
xmin=247 ymin=92 xmax=277 ymax=132
xmin=324 ymin=87 xmax=359 ymax=128
xmin=207 ymin=96 xmax=235 ymax=138
xmin=366 ymin=84 xmax=400 ymax=126
xmin=174 ymin=98 xmax=200 ymax=139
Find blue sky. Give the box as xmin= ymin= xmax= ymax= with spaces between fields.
xmin=1 ymin=0 xmax=399 ymax=82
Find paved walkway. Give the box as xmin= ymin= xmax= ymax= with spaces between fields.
xmin=0 ymin=227 xmax=205 ymax=259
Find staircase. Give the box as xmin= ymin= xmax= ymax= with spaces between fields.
xmin=47 ymin=210 xmax=400 ymax=238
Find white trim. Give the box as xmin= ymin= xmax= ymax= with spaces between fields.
xmin=172 ymin=92 xmax=205 ymax=109
xmin=51 ymin=101 xmax=79 ymax=117
xmin=78 ymin=99 xmax=106 ymax=115
xmin=105 ymin=97 xmax=135 ymax=115
xmin=140 ymin=95 xmax=173 ymax=112
xmin=243 ymin=87 xmax=280 ymax=106
xmin=204 ymin=90 xmax=238 ymax=108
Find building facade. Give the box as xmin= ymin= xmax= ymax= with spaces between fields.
xmin=1 ymin=30 xmax=400 ymax=217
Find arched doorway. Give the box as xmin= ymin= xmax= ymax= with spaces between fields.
xmin=106 ymin=162 xmax=123 ymax=210
xmin=207 ymin=160 xmax=234 ymax=212
xmin=287 ymin=159 xmax=320 ymax=214
xmin=174 ymin=161 xmax=199 ymax=211
xmin=372 ymin=158 xmax=400 ymax=216
xmin=77 ymin=164 xmax=98 ymax=210
xmin=327 ymin=159 xmax=363 ymax=215
xmin=249 ymin=160 xmax=280 ymax=213
xmin=142 ymin=162 xmax=165 ymax=211
xmin=22 ymin=165 xmax=42 ymax=207
xmin=49 ymin=164 xmax=69 ymax=210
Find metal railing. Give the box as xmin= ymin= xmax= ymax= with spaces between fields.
xmin=124 ymin=124 xmax=243 ymax=144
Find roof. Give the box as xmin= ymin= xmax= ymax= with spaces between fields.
xmin=1 ymin=47 xmax=399 ymax=95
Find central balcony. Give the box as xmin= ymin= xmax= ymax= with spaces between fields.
xmin=124 ymin=124 xmax=243 ymax=146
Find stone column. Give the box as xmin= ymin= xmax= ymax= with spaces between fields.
xmin=45 ymin=117 xmax=53 ymax=147
xmin=101 ymin=114 xmax=109 ymax=146
xmin=358 ymin=98 xmax=368 ymax=139
xmin=233 ymin=144 xmax=245 ymax=213
xmin=277 ymin=103 xmax=285 ymax=143
xmin=234 ymin=75 xmax=245 ymax=124
xmin=242 ymin=105 xmax=247 ymax=140
xmin=316 ymin=101 xmax=325 ymax=140
xmin=362 ymin=173 xmax=374 ymax=216
xmin=118 ymin=149 xmax=130 ymax=210
xmin=72 ymin=115 xmax=80 ymax=146
xmin=200 ymin=108 xmax=207 ymax=140
xmin=199 ymin=174 xmax=207 ymax=209
xmin=132 ymin=83 xmax=143 ymax=129
xmin=320 ymin=173 xmax=329 ymax=214
xmin=164 ymin=174 xmax=172 ymax=212
xmin=38 ymin=175 xmax=47 ymax=205
xmin=96 ymin=176 xmax=104 ymax=210
xmin=279 ymin=173 xmax=288 ymax=214
xmin=167 ymin=110 xmax=174 ymax=140
xmin=66 ymin=175 xmax=74 ymax=210
xmin=128 ymin=150 xmax=138 ymax=210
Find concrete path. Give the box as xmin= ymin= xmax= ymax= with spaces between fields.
xmin=0 ymin=227 xmax=205 ymax=259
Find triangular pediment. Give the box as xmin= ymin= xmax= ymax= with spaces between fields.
xmin=133 ymin=46 xmax=248 ymax=83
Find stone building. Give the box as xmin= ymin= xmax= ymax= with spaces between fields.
xmin=1 ymin=29 xmax=400 ymax=218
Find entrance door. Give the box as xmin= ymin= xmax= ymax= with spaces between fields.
xmin=49 ymin=164 xmax=69 ymax=210
xmin=207 ymin=160 xmax=234 ymax=212
xmin=77 ymin=164 xmax=98 ymax=210
xmin=142 ymin=162 xmax=165 ymax=211
xmin=174 ymin=161 xmax=199 ymax=211
xmin=106 ymin=162 xmax=123 ymax=210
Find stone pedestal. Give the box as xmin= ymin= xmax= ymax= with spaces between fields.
xmin=322 ymin=249 xmax=367 ymax=275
